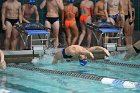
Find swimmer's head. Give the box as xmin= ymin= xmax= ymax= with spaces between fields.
xmin=68 ymin=0 xmax=75 ymax=3
xmin=79 ymin=55 xmax=88 ymax=66
xmin=79 ymin=55 xmax=87 ymax=60
xmin=28 ymin=0 xmax=35 ymax=5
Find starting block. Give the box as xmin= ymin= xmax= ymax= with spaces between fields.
xmin=104 ymin=43 xmax=117 ymax=51
xmin=32 ymin=45 xmax=46 ymax=57
xmin=87 ymin=22 xmax=124 ymax=46
xmin=16 ymin=23 xmax=50 ymax=49
xmin=32 ymin=45 xmax=46 ymax=50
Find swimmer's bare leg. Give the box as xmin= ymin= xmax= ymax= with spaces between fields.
xmin=52 ymin=21 xmax=60 ymax=48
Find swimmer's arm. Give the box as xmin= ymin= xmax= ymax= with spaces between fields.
xmin=0 ymin=50 xmax=4 ymax=62
xmin=18 ymin=3 xmax=22 ymax=23
xmin=22 ymin=5 xmax=30 ymax=23
xmin=94 ymin=46 xmax=110 ymax=57
xmin=40 ymin=0 xmax=46 ymax=9
xmin=1 ymin=2 xmax=6 ymax=29
xmin=94 ymin=3 xmax=100 ymax=16
xmin=57 ymin=0 xmax=64 ymax=24
xmin=56 ymin=0 xmax=64 ymax=11
xmin=128 ymin=0 xmax=132 ymax=20
xmin=75 ymin=7 xmax=79 ymax=17
xmin=22 ymin=17 xmax=30 ymax=23
xmin=80 ymin=2 xmax=83 ymax=13
xmin=94 ymin=3 xmax=104 ymax=16
xmin=81 ymin=50 xmax=94 ymax=59
xmin=0 ymin=50 xmax=6 ymax=69
xmin=119 ymin=0 xmax=124 ymax=14
xmin=61 ymin=10 xmax=64 ymax=26
xmin=104 ymin=1 xmax=109 ymax=20
xmin=87 ymin=47 xmax=96 ymax=52
xmin=104 ymin=10 xmax=109 ymax=20
xmin=88 ymin=46 xmax=102 ymax=52
xmin=101 ymin=48 xmax=110 ymax=57
xmin=90 ymin=1 xmax=94 ymax=17
xmin=88 ymin=46 xmax=110 ymax=57
xmin=34 ymin=6 xmax=39 ymax=23
xmin=64 ymin=6 xmax=66 ymax=21
xmin=88 ymin=52 xmax=94 ymax=59
xmin=132 ymin=8 xmax=135 ymax=21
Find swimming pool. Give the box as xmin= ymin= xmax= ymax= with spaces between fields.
xmin=0 ymin=54 xmax=140 ymax=93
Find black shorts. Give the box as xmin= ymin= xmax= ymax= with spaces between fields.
xmin=45 ymin=17 xmax=59 ymax=24
xmin=5 ymin=18 xmax=19 ymax=26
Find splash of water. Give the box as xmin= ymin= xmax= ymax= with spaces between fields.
xmin=108 ymin=51 xmax=140 ymax=63
xmin=0 ymin=89 xmax=10 ymax=93
xmin=31 ymin=57 xmax=40 ymax=64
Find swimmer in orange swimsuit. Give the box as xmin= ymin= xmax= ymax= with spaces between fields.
xmin=78 ymin=0 xmax=94 ymax=47
xmin=64 ymin=0 xmax=79 ymax=46
xmin=80 ymin=6 xmax=91 ymax=24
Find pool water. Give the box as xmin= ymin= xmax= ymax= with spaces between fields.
xmin=0 ymin=54 xmax=140 ymax=93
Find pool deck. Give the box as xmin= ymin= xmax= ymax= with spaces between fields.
xmin=3 ymin=46 xmax=127 ymax=64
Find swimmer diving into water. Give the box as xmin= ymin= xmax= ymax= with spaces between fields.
xmin=52 ymin=45 xmax=110 ymax=64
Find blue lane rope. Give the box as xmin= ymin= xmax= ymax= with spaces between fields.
xmin=7 ymin=64 xmax=140 ymax=89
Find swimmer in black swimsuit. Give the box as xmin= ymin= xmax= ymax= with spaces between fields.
xmin=40 ymin=0 xmax=64 ymax=48
xmin=62 ymin=48 xmax=73 ymax=58
xmin=2 ymin=0 xmax=22 ymax=50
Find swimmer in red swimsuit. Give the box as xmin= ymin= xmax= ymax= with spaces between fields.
xmin=64 ymin=0 xmax=79 ymax=46
xmin=78 ymin=0 xmax=94 ymax=47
